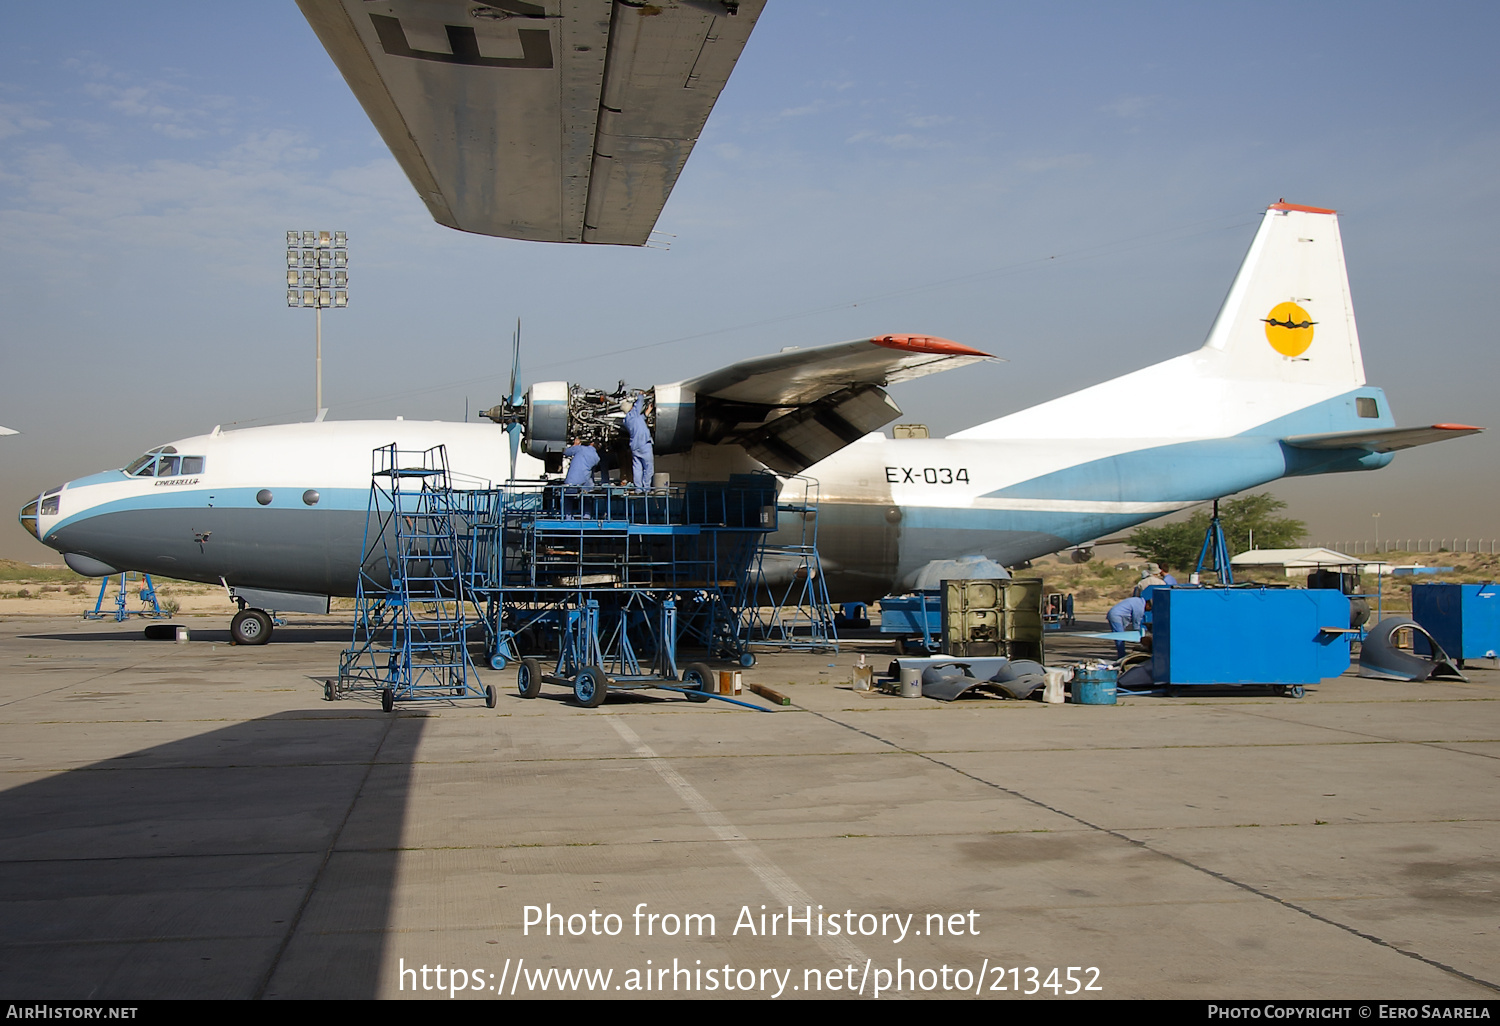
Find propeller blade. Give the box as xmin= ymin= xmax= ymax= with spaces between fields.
xmin=508 ymin=318 xmax=522 ymax=481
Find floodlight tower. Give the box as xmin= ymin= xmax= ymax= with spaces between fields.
xmin=285 ymin=230 xmax=348 ymax=418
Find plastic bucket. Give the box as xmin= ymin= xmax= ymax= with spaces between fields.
xmin=1072 ymin=667 xmax=1118 ymax=705
xmin=1042 ymin=669 xmax=1066 ymax=704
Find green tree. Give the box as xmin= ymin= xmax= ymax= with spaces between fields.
xmin=1126 ymin=493 xmax=1306 ymax=573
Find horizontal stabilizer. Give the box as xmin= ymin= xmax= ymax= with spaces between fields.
xmin=1282 ymin=423 xmax=1482 ymax=453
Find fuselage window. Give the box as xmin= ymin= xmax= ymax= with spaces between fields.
xmin=1356 ymin=397 xmax=1379 ymax=419
xmin=180 ymin=456 xmax=204 ymax=475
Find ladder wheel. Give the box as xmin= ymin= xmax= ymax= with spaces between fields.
xmin=574 ymin=666 xmax=609 ymax=708
xmin=381 ymin=687 xmax=395 ymax=713
xmin=739 ymin=652 xmax=756 ymax=668
xmin=485 ymin=684 xmax=497 ymax=709
xmin=682 ymin=662 xmax=715 ymax=703
xmin=518 ymin=657 xmax=544 ymax=699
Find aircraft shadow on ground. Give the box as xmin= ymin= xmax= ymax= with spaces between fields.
xmin=0 ymin=710 xmax=419 ymax=998
xmin=22 ymin=626 xmax=355 ymax=645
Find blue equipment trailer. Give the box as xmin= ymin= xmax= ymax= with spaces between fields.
xmin=1152 ymin=588 xmax=1354 ymax=697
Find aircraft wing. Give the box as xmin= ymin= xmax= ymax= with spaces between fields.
xmin=297 ymin=0 xmax=764 ymax=245
xmin=679 ymin=335 xmax=994 ymax=474
xmin=1281 ymin=423 xmax=1483 ymax=453
xmin=0 ymin=426 xmax=16 ymax=436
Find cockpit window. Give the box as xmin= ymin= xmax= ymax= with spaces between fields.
xmin=126 ymin=447 xmax=203 ymax=478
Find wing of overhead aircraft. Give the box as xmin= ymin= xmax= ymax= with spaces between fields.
xmin=297 ymin=0 xmax=764 ymax=245
xmin=678 ymin=334 xmax=995 ymax=474
xmin=0 ymin=426 xmax=17 ymax=436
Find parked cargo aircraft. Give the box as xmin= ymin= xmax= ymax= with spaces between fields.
xmin=18 ymin=203 xmax=1481 ymax=642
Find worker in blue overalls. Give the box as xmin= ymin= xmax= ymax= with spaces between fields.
xmin=1106 ymin=595 xmax=1147 ymax=660
xmin=621 ymin=394 xmax=653 ymax=490
xmin=562 ymin=438 xmax=600 ymax=515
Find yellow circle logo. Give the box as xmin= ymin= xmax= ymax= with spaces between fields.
xmin=1262 ymin=301 xmax=1316 ymax=357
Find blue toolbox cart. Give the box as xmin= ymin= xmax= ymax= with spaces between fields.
xmin=1152 ymin=587 xmax=1354 ymax=697
xmin=1412 ymin=583 xmax=1500 ymax=668
xmin=879 ymin=592 xmax=942 ymax=652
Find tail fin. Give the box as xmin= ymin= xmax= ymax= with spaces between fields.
xmin=1199 ymin=201 xmax=1365 ymax=388
xmin=953 ymin=201 xmax=1369 ymax=441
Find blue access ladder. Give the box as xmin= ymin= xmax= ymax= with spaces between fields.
xmin=335 ymin=444 xmax=491 ymax=709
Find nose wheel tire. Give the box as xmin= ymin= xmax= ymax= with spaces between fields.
xmin=230 ymin=608 xmax=273 ymax=646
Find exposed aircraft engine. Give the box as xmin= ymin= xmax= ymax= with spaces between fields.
xmin=481 ymin=382 xmax=696 ymax=468
xmin=1070 ymin=546 xmax=1095 ymax=564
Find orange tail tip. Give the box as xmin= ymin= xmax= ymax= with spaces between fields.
xmin=1269 ymin=200 xmax=1337 ymax=214
xmin=871 ymin=334 xmax=991 ymax=357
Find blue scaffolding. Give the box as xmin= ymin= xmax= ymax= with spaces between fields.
xmin=466 ymin=476 xmax=778 ymax=708
xmin=333 ymin=453 xmax=778 ymax=710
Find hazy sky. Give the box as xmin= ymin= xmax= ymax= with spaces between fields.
xmin=2 ymin=2 xmax=1497 ymax=561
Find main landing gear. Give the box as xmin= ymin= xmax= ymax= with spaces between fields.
xmin=230 ymin=607 xmax=273 ymax=645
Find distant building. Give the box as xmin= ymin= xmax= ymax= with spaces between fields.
xmin=1230 ymin=547 xmax=1385 ymax=577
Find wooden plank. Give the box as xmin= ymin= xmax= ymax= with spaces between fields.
xmin=746 ymin=682 xmax=789 ymax=706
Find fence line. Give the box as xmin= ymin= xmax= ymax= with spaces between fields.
xmin=1312 ymin=539 xmax=1497 ymax=556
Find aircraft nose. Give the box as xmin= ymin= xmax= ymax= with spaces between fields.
xmin=19 ymin=495 xmax=40 ymax=539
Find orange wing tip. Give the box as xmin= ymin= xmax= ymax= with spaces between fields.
xmin=1432 ymin=423 xmax=1483 ymax=431
xmin=1269 ymin=200 xmax=1338 ymax=214
xmin=871 ymin=334 xmax=991 ymax=357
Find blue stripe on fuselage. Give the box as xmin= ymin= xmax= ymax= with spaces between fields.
xmin=982 ymin=389 xmax=1395 ymax=504
xmin=45 ymin=486 xmax=371 ymax=539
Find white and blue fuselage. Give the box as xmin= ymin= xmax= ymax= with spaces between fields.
xmin=18 ymin=205 xmax=1473 ymax=606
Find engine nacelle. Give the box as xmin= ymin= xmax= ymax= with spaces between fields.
xmin=512 ymin=381 xmax=697 ymax=460
xmin=1070 ymin=546 xmax=1094 ymax=564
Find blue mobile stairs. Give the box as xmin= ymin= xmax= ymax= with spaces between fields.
xmin=334 ymin=445 xmax=492 ymax=711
